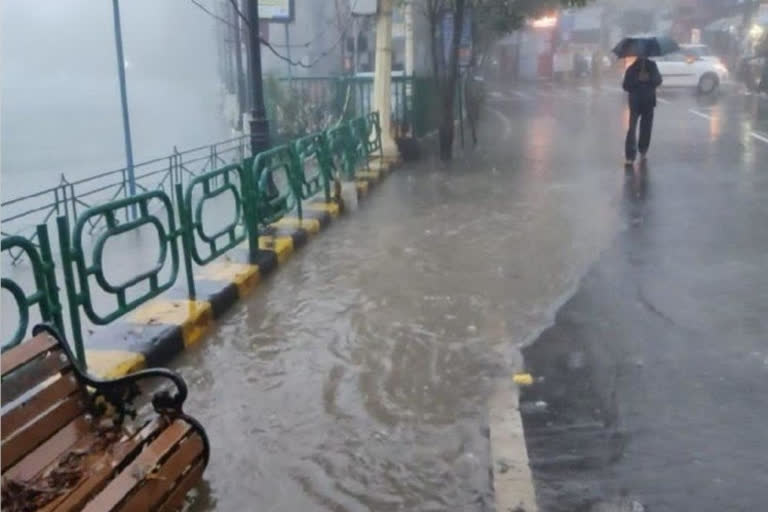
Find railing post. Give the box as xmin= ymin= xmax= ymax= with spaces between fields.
xmin=56 ymin=215 xmax=87 ymax=366
xmin=174 ymin=183 xmax=197 ymax=300
xmin=36 ymin=224 xmax=65 ymax=335
xmin=243 ymin=164 xmax=260 ymax=264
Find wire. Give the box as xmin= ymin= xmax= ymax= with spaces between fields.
xmin=190 ymin=0 xmax=235 ymax=28
xmin=189 ymin=0 xmax=357 ymax=69
xmin=226 ymin=0 xmax=355 ymax=69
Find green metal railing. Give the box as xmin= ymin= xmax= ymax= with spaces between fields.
xmin=266 ymin=75 xmax=437 ymax=141
xmin=250 ymin=145 xmax=302 ymax=224
xmin=1 ymin=135 xmax=251 ymax=263
xmin=1 ymin=112 xmax=394 ymax=362
xmin=179 ymin=163 xmax=250 ymax=267
xmin=294 ymin=133 xmax=335 ymax=203
xmin=2 ymin=75 xmax=444 ymax=259
xmin=1 ymin=225 xmax=64 ymax=349
xmin=56 ymin=191 xmax=184 ymax=362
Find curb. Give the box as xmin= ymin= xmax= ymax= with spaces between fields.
xmin=489 ymin=375 xmax=538 ymax=512
xmin=84 ymin=161 xmax=396 ymax=378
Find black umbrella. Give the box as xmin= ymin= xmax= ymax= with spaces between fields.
xmin=612 ymin=36 xmax=680 ymax=58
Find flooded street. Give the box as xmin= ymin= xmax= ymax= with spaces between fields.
xmin=174 ymin=86 xmax=625 ymax=511
xmin=172 ymin=83 xmax=768 ymax=511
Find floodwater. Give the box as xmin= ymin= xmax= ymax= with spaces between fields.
xmin=173 ymin=90 xmax=625 ymax=511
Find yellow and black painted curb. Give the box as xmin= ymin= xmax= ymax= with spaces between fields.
xmin=83 ymin=167 xmax=391 ymax=378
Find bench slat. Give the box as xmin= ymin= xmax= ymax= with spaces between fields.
xmin=44 ymin=418 xmax=164 ymax=512
xmin=2 ymin=351 xmax=70 ymax=407
xmin=1 ymin=394 xmax=85 ymax=471
xmin=3 ymin=416 xmax=90 ymax=482
xmin=157 ymin=460 xmax=206 ymax=512
xmin=115 ymin=433 xmax=204 ymax=512
xmin=81 ymin=420 xmax=191 ymax=512
xmin=1 ymin=372 xmax=80 ymax=440
xmin=1 ymin=333 xmax=58 ymax=377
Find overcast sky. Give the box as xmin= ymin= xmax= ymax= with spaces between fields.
xmin=1 ymin=0 xmax=230 ymax=197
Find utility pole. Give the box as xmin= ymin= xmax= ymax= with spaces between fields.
xmin=353 ymin=15 xmax=359 ymax=74
xmin=233 ymin=0 xmax=247 ymax=131
xmin=404 ymin=0 xmax=414 ymax=76
xmin=372 ymin=0 xmax=398 ymax=160
xmin=247 ymin=0 xmax=270 ymax=155
xmin=284 ymin=24 xmax=293 ymax=81
xmin=111 ymin=0 xmax=137 ymax=217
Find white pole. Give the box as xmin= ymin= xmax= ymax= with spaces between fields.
xmin=372 ymin=0 xmax=398 ymax=159
xmin=404 ymin=0 xmax=414 ymax=76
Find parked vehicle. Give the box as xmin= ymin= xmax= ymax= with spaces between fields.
xmin=656 ymin=52 xmax=729 ymax=93
xmin=679 ymin=43 xmax=721 ymax=63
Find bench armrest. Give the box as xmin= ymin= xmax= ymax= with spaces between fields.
xmin=32 ymin=323 xmax=211 ymax=467
xmin=32 ymin=324 xmax=188 ymax=415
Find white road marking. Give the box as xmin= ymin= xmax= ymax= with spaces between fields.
xmin=656 ymin=97 xmax=671 ymax=104
xmin=512 ymin=90 xmax=532 ymax=99
xmin=688 ymin=108 xmax=713 ymax=120
xmin=687 ymin=108 xmax=768 ymax=146
xmin=751 ymin=131 xmax=768 ymax=144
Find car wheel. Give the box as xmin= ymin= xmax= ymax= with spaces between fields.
xmin=698 ymin=73 xmax=719 ymax=95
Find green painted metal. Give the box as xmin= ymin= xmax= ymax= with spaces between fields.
xmin=181 ymin=164 xmax=250 ymax=266
xmin=57 ymin=190 xmax=184 ymax=363
xmin=175 ymin=183 xmax=197 ymax=300
xmin=294 ymin=132 xmax=335 ymax=203
xmin=327 ymin=123 xmax=359 ymax=181
xmin=3 ymin=112 xmax=389 ymax=360
xmin=349 ymin=117 xmax=371 ymax=169
xmin=248 ymin=145 xmax=303 ymax=225
xmin=364 ymin=112 xmax=384 ymax=161
xmin=1 ymin=225 xmax=64 ymax=350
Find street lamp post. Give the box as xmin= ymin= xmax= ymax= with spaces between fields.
xmin=247 ymin=0 xmax=270 ymax=156
xmin=111 ymin=0 xmax=137 ymax=218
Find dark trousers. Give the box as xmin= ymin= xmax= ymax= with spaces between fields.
xmin=625 ymin=107 xmax=654 ymax=160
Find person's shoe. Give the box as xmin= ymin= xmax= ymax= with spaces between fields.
xmin=625 ymin=158 xmax=635 ymax=166
xmin=639 ymin=152 xmax=647 ymax=161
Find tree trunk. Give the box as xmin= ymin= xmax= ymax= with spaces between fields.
xmin=438 ymin=0 xmax=465 ymax=161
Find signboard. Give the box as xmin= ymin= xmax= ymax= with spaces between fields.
xmin=441 ymin=8 xmax=472 ymax=68
xmin=351 ymin=0 xmax=377 ymax=15
xmin=572 ymin=7 xmax=602 ymax=31
xmin=259 ymin=0 xmax=294 ymax=23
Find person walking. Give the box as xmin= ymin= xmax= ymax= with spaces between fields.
xmin=622 ymin=57 xmax=663 ymax=164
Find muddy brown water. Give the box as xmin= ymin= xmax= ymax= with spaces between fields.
xmin=173 ymin=93 xmax=626 ymax=512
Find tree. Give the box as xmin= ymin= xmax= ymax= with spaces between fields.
xmin=419 ymin=0 xmax=588 ymax=160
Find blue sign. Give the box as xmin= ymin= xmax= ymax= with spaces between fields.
xmin=441 ymin=8 xmax=473 ymax=68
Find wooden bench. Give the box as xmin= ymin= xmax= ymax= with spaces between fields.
xmin=1 ymin=324 xmax=210 ymax=511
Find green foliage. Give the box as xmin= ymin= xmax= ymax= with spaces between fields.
xmin=264 ymin=75 xmax=336 ymax=141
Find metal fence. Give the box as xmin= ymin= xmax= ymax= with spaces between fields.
xmin=2 ymin=75 xmax=443 ymax=250
xmin=1 ymin=136 xmax=252 ymax=263
xmin=2 ymin=114 xmax=384 ymax=365
xmin=265 ymin=75 xmax=439 ymax=142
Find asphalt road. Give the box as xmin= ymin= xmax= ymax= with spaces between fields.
xmin=500 ymin=83 xmax=768 ymax=511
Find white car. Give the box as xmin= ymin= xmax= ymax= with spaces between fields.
xmin=656 ymin=51 xmax=729 ymax=94
xmin=679 ymin=43 xmax=720 ymax=63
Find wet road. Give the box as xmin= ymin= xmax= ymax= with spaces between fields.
xmin=172 ymin=83 xmax=768 ymax=510
xmin=517 ymin=85 xmax=768 ymax=511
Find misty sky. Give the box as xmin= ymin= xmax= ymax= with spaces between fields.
xmin=1 ymin=0 xmax=231 ymax=198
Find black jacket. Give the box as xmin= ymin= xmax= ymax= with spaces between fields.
xmin=622 ymin=58 xmax=663 ymax=110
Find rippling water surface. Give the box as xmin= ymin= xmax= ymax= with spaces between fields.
xmin=174 ymin=96 xmax=625 ymax=511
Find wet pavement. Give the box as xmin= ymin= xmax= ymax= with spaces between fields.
xmin=168 ymin=82 xmax=768 ymax=511
xmin=517 ymin=85 xmax=768 ymax=511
